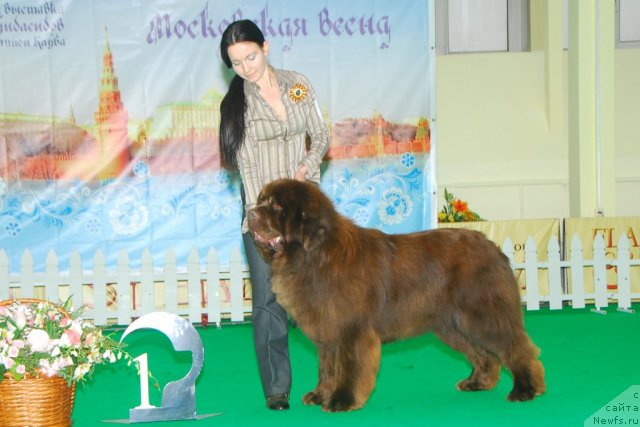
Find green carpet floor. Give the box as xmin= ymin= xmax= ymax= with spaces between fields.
xmin=71 ymin=305 xmax=640 ymax=427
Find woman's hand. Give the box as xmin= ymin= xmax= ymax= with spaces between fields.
xmin=294 ymin=164 xmax=308 ymax=182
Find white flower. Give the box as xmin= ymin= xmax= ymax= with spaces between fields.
xmin=14 ymin=307 xmax=28 ymax=329
xmin=73 ymin=363 xmax=91 ymax=380
xmin=103 ymin=350 xmax=117 ymax=363
xmin=26 ymin=329 xmax=50 ymax=352
xmin=51 ymin=345 xmax=61 ymax=357
xmin=39 ymin=359 xmax=59 ymax=377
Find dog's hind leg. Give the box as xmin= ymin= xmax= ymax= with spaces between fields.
xmin=499 ymin=334 xmax=546 ymax=401
xmin=434 ymin=328 xmax=501 ymax=392
xmin=457 ymin=353 xmax=501 ymax=392
xmin=323 ymin=326 xmax=381 ymax=412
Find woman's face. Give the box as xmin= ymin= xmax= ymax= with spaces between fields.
xmin=227 ymin=41 xmax=269 ymax=84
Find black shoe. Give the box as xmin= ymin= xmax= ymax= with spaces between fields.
xmin=266 ymin=393 xmax=290 ymax=410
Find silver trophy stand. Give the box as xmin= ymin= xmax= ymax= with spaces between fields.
xmin=116 ymin=312 xmax=215 ymax=423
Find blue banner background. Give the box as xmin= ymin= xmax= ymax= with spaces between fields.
xmin=0 ymin=0 xmax=434 ymax=272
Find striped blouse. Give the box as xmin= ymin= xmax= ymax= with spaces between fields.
xmin=238 ymin=67 xmax=330 ymax=232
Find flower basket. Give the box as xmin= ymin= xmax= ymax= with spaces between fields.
xmin=0 ymin=374 xmax=75 ymax=427
xmin=0 ymin=298 xmax=75 ymax=427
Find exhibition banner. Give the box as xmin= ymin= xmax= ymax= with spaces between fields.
xmin=564 ymin=217 xmax=640 ymax=294
xmin=0 ymin=0 xmax=435 ymax=272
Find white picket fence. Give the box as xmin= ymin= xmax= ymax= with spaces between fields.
xmin=503 ymin=233 xmax=639 ymax=313
xmin=1 ymin=234 xmax=638 ymax=326
xmin=0 ymin=247 xmax=251 ymax=327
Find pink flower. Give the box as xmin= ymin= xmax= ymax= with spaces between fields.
xmin=61 ymin=329 xmax=81 ymax=347
xmin=15 ymin=364 xmax=26 ymax=375
xmin=84 ymin=332 xmax=94 ymax=345
xmin=8 ymin=345 xmax=19 ymax=358
xmin=3 ymin=357 xmax=15 ymax=370
xmin=58 ymin=356 xmax=73 ymax=368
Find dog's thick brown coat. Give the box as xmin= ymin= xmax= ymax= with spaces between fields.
xmin=247 ymin=179 xmax=545 ymax=412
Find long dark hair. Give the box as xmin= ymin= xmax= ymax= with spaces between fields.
xmin=219 ymin=20 xmax=265 ymax=171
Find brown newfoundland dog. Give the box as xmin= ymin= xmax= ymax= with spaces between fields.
xmin=247 ymin=179 xmax=545 ymax=412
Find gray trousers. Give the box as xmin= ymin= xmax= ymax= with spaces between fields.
xmin=242 ymin=231 xmax=292 ymax=398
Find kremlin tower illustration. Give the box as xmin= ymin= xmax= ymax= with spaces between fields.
xmin=93 ymin=29 xmax=131 ymax=181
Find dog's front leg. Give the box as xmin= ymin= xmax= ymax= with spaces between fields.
xmin=323 ymin=326 xmax=381 ymax=412
xmin=303 ymin=342 xmax=336 ymax=406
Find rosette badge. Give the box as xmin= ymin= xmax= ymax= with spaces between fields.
xmin=288 ymin=83 xmax=308 ymax=103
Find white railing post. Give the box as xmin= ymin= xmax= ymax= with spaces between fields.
xmin=139 ymin=249 xmax=155 ymax=315
xmin=92 ymin=249 xmax=108 ymax=326
xmin=229 ymin=247 xmax=244 ymax=322
xmin=524 ymin=237 xmax=540 ymax=310
xmin=547 ymin=238 xmax=563 ymax=309
xmin=187 ymin=247 xmax=202 ymax=324
xmin=68 ymin=251 xmax=83 ymax=306
xmin=44 ymin=249 xmax=59 ymax=302
xmin=20 ymin=250 xmax=35 ymax=298
xmin=592 ymin=234 xmax=608 ymax=313
xmin=206 ymin=247 xmax=222 ymax=327
xmin=116 ymin=250 xmax=132 ymax=325
xmin=615 ymin=234 xmax=634 ymax=313
xmin=569 ymin=235 xmax=586 ymax=309
xmin=164 ymin=248 xmax=178 ymax=314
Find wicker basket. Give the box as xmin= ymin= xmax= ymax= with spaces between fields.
xmin=0 ymin=298 xmax=76 ymax=427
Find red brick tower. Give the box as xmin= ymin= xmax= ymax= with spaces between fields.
xmin=94 ymin=28 xmax=130 ymax=180
xmin=415 ymin=117 xmax=431 ymax=153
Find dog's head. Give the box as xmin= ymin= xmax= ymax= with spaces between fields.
xmin=247 ymin=179 xmax=336 ymax=259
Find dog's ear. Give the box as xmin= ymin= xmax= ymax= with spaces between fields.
xmin=280 ymin=196 xmax=328 ymax=253
xmin=301 ymin=211 xmax=330 ymax=253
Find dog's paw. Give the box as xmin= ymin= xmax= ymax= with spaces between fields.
xmin=321 ymin=389 xmax=361 ymax=412
xmin=456 ymin=379 xmax=493 ymax=392
xmin=507 ymin=386 xmax=537 ymax=402
xmin=302 ymin=391 xmax=324 ymax=406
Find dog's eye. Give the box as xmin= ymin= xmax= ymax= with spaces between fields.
xmin=272 ymin=202 xmax=283 ymax=213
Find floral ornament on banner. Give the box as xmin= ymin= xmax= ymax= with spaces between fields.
xmin=323 ymin=155 xmax=422 ymax=228
xmin=0 ymin=298 xmax=143 ymax=386
xmin=288 ymin=83 xmax=308 ymax=103
xmin=438 ymin=188 xmax=483 ymax=223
